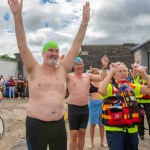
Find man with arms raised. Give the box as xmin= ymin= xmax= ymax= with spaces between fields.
xmin=67 ymin=55 xmax=108 ymax=150
xmin=8 ymin=0 xmax=90 ymax=149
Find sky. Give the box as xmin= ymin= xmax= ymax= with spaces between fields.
xmin=1 ymin=0 xmax=150 ymax=63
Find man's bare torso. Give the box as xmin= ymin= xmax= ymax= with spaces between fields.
xmin=26 ymin=64 xmax=67 ymax=121
xmin=67 ymin=73 xmax=90 ymax=106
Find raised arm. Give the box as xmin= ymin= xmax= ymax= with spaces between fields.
xmin=98 ymin=63 xmax=118 ymax=96
xmin=90 ymin=55 xmax=109 ymax=82
xmin=62 ymin=2 xmax=90 ymax=73
xmin=132 ymin=54 xmax=140 ymax=79
xmin=101 ymin=55 xmax=109 ymax=79
xmin=8 ymin=0 xmax=37 ymax=74
xmin=132 ymin=68 xmax=139 ymax=79
xmin=132 ymin=63 xmax=150 ymax=94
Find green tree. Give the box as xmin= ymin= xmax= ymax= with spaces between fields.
xmin=0 ymin=54 xmax=16 ymax=61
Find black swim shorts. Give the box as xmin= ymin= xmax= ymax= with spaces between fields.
xmin=26 ymin=116 xmax=67 ymax=150
xmin=68 ymin=104 xmax=89 ymax=130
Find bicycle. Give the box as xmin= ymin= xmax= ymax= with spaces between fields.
xmin=0 ymin=116 xmax=4 ymax=139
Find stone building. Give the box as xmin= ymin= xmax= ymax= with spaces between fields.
xmin=13 ymin=40 xmax=150 ymax=76
xmin=80 ymin=43 xmax=136 ymax=71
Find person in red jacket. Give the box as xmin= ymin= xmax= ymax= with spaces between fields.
xmin=8 ymin=76 xmax=15 ymax=99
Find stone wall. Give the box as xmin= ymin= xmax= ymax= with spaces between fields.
xmin=14 ymin=53 xmax=24 ymax=78
xmin=80 ymin=43 xmax=136 ymax=71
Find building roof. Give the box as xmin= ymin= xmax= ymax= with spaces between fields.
xmin=131 ymin=39 xmax=150 ymax=52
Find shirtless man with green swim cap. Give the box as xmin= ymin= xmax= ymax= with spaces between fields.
xmin=8 ymin=0 xmax=90 ymax=149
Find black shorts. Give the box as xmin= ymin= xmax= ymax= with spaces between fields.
xmin=26 ymin=116 xmax=67 ymax=150
xmin=68 ymin=104 xmax=89 ymax=130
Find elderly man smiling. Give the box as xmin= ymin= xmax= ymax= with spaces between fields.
xmin=8 ymin=0 xmax=90 ymax=149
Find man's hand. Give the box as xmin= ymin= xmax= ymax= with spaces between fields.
xmin=8 ymin=0 xmax=23 ymax=15
xmin=82 ymin=1 xmax=90 ymax=24
xmin=132 ymin=63 xmax=144 ymax=74
xmin=101 ymin=55 xmax=109 ymax=68
xmin=132 ymin=63 xmax=150 ymax=82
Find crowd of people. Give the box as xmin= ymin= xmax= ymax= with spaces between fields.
xmin=0 ymin=74 xmax=29 ymax=100
xmin=7 ymin=0 xmax=150 ymax=150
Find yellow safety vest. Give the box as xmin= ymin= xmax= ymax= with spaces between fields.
xmin=101 ymin=83 xmax=141 ymax=133
xmin=133 ymin=75 xmax=150 ymax=103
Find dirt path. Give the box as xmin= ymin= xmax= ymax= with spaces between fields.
xmin=0 ymin=100 xmax=150 ymax=150
xmin=0 ymin=100 xmax=27 ymax=150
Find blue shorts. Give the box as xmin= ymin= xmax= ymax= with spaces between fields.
xmin=88 ymin=100 xmax=104 ymax=126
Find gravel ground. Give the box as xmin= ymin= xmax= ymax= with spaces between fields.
xmin=0 ymin=99 xmax=150 ymax=150
xmin=0 ymin=99 xmax=27 ymax=150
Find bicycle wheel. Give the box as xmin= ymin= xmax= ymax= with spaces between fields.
xmin=0 ymin=116 xmax=4 ymax=139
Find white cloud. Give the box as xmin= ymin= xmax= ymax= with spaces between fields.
xmin=1 ymin=0 xmax=150 ymax=63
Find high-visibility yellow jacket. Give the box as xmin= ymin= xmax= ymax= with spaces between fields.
xmin=100 ymin=82 xmax=141 ymax=133
xmin=133 ymin=75 xmax=150 ymax=103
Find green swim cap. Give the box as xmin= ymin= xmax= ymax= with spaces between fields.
xmin=43 ymin=41 xmax=59 ymax=52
